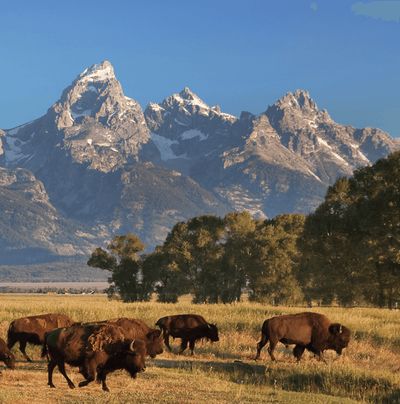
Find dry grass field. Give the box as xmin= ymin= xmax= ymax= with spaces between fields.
xmin=0 ymin=294 xmax=399 ymax=403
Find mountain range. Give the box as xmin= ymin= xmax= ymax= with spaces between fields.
xmin=1 ymin=61 xmax=399 ymax=281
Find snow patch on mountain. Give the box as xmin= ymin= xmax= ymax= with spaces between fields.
xmin=4 ymin=132 xmax=34 ymax=164
xmin=317 ymin=137 xmax=331 ymax=148
xmin=70 ymin=109 xmax=92 ymax=119
xmin=151 ymin=132 xmax=189 ymax=161
xmin=181 ymin=129 xmax=208 ymax=141
xmin=331 ymin=152 xmax=348 ymax=165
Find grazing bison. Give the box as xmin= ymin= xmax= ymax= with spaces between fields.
xmin=104 ymin=318 xmax=163 ymax=358
xmin=255 ymin=312 xmax=350 ymax=362
xmin=156 ymin=314 xmax=219 ymax=355
xmin=7 ymin=313 xmax=75 ymax=362
xmin=42 ymin=323 xmax=146 ymax=392
xmin=0 ymin=337 xmax=15 ymax=370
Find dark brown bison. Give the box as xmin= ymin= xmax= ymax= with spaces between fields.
xmin=0 ymin=337 xmax=15 ymax=370
xmin=42 ymin=323 xmax=146 ymax=392
xmin=104 ymin=318 xmax=163 ymax=358
xmin=7 ymin=313 xmax=75 ymax=362
xmin=156 ymin=314 xmax=219 ymax=355
xmin=255 ymin=312 xmax=350 ymax=362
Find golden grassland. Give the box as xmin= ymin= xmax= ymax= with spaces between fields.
xmin=0 ymin=294 xmax=400 ymax=403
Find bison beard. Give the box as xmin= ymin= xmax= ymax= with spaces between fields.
xmin=42 ymin=323 xmax=146 ymax=392
xmin=255 ymin=312 xmax=350 ymax=362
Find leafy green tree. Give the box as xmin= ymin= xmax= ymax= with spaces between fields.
xmin=219 ymin=211 xmax=257 ymax=302
xmin=248 ymin=213 xmax=305 ymax=304
xmin=161 ymin=215 xmax=225 ymax=303
xmin=140 ymin=247 xmax=186 ymax=303
xmin=87 ymin=234 xmax=146 ymax=302
xmin=187 ymin=215 xmax=225 ymax=303
xmin=299 ymin=151 xmax=400 ymax=307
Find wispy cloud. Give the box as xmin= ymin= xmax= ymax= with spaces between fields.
xmin=310 ymin=3 xmax=317 ymax=11
xmin=352 ymin=1 xmax=400 ymax=22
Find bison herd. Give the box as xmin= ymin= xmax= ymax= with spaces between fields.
xmin=0 ymin=311 xmax=350 ymax=391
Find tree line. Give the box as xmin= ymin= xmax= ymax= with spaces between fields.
xmin=88 ymin=151 xmax=400 ymax=308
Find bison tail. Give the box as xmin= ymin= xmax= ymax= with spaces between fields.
xmin=41 ymin=333 xmax=49 ymax=359
xmin=255 ymin=321 xmax=270 ymax=360
xmin=41 ymin=343 xmax=48 ymax=359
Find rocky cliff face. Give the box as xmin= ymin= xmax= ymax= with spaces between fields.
xmin=1 ymin=61 xmax=399 ymax=271
xmin=0 ymin=167 xmax=110 ymax=266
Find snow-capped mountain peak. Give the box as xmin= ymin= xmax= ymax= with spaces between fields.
xmin=76 ymin=61 xmax=115 ymax=84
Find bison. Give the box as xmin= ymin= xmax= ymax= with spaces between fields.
xmin=7 ymin=313 xmax=75 ymax=362
xmin=42 ymin=323 xmax=146 ymax=392
xmin=104 ymin=318 xmax=163 ymax=358
xmin=156 ymin=314 xmax=219 ymax=355
xmin=0 ymin=337 xmax=15 ymax=370
xmin=255 ymin=312 xmax=350 ymax=362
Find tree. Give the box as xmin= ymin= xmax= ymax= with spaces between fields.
xmin=248 ymin=213 xmax=305 ymax=304
xmin=160 ymin=215 xmax=225 ymax=303
xmin=87 ymin=234 xmax=146 ymax=302
xmin=219 ymin=211 xmax=257 ymax=302
xmin=299 ymin=151 xmax=400 ymax=307
xmin=140 ymin=247 xmax=186 ymax=303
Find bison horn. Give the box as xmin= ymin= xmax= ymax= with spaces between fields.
xmin=339 ymin=325 xmax=342 ymax=333
xmin=130 ymin=340 xmax=135 ymax=351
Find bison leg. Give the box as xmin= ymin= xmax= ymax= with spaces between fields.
xmin=178 ymin=339 xmax=188 ymax=355
xmin=19 ymin=340 xmax=32 ymax=362
xmin=78 ymin=379 xmax=95 ymax=389
xmin=163 ymin=332 xmax=172 ymax=352
xmin=78 ymin=368 xmax=96 ymax=389
xmin=315 ymin=351 xmax=326 ymax=362
xmin=79 ymin=354 xmax=105 ymax=389
xmin=267 ymin=341 xmax=278 ymax=361
xmin=96 ymin=370 xmax=110 ymax=392
xmin=189 ymin=340 xmax=196 ymax=356
xmin=255 ymin=333 xmax=269 ymax=360
xmin=47 ymin=359 xmax=57 ymax=388
xmin=48 ymin=358 xmax=75 ymax=389
xmin=293 ymin=345 xmax=306 ymax=362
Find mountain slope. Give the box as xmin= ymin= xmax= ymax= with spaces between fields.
xmin=1 ymin=61 xmax=399 ymax=276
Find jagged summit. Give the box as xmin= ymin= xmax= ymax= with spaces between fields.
xmin=162 ymin=87 xmax=211 ymax=112
xmin=178 ymin=87 xmax=199 ymax=100
xmin=53 ymin=60 xmax=131 ymax=130
xmin=76 ymin=61 xmax=115 ymax=83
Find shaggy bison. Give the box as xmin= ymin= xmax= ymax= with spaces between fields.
xmin=7 ymin=313 xmax=75 ymax=362
xmin=104 ymin=318 xmax=163 ymax=358
xmin=0 ymin=337 xmax=15 ymax=370
xmin=156 ymin=314 xmax=219 ymax=355
xmin=42 ymin=323 xmax=146 ymax=392
xmin=255 ymin=312 xmax=350 ymax=362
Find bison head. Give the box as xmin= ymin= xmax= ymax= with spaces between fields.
xmin=124 ymin=340 xmax=146 ymax=378
xmin=328 ymin=323 xmax=351 ymax=354
xmin=206 ymin=324 xmax=219 ymax=342
xmin=3 ymin=351 xmax=16 ymax=370
xmin=146 ymin=329 xmax=164 ymax=358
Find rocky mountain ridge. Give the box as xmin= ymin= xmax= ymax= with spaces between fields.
xmin=1 ymin=61 xmax=399 ymax=276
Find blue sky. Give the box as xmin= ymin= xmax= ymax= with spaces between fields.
xmin=1 ymin=1 xmax=399 ymax=137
